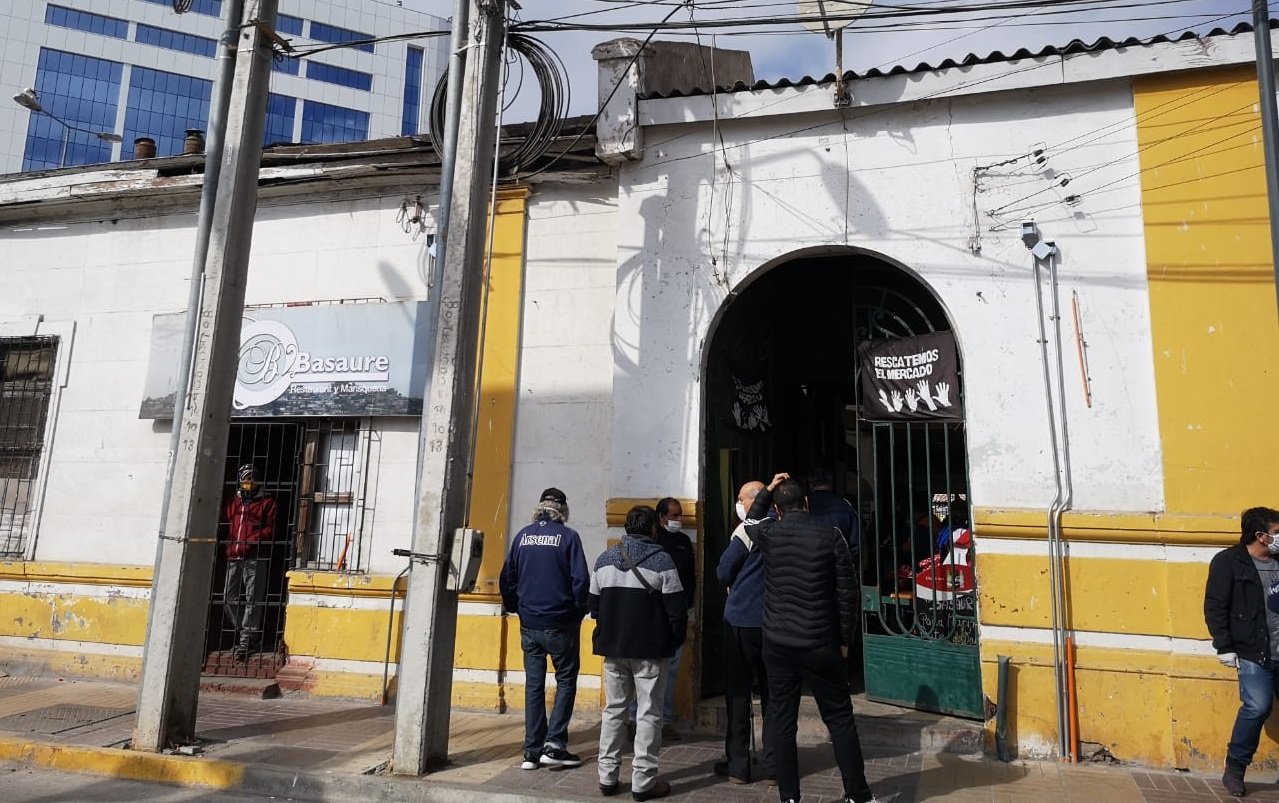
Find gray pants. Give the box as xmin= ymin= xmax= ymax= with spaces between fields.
xmin=223 ymin=558 xmax=266 ymax=650
xmin=599 ymin=657 xmax=667 ymax=792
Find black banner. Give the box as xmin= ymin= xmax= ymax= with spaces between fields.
xmin=857 ymin=332 xmax=961 ymax=421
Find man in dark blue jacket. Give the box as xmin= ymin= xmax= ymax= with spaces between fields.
xmin=500 ymin=487 xmax=590 ymax=771
xmin=714 ymin=479 xmax=775 ymax=785
xmin=1204 ymin=506 xmax=1279 ymax=797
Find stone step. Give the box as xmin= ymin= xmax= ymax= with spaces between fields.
xmin=199 ymin=675 xmax=282 ymax=699
xmin=693 ymin=693 xmax=986 ymax=755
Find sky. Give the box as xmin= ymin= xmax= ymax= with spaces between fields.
xmin=398 ymin=0 xmax=1255 ymax=123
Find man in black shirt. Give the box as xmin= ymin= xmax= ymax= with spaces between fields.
xmin=655 ymin=497 xmax=695 ymax=740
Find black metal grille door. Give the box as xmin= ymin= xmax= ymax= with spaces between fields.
xmin=0 ymin=337 xmax=57 ymax=557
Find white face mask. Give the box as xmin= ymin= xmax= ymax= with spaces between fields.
xmin=664 ymin=519 xmax=682 ymax=533
xmin=1267 ymin=534 xmax=1279 ymax=556
xmin=735 ymin=502 xmax=747 ymax=521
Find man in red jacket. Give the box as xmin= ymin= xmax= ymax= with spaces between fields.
xmin=223 ymin=464 xmax=277 ymax=662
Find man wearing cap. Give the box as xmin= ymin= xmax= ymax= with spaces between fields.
xmin=501 ymin=487 xmax=590 ymax=771
xmin=223 ymin=464 xmax=278 ymax=662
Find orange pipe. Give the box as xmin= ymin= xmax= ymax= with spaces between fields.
xmin=1065 ymin=635 xmax=1080 ymax=763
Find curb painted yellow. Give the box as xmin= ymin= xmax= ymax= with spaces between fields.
xmin=0 ymin=735 xmax=244 ymax=788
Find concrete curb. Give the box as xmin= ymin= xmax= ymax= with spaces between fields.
xmin=0 ymin=734 xmax=595 ymax=802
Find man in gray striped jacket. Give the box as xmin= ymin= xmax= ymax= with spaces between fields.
xmin=589 ymin=505 xmax=688 ymax=801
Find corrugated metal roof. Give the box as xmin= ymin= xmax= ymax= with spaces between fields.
xmin=640 ymin=20 xmax=1261 ymax=100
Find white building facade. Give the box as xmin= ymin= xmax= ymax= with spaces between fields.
xmin=0 ymin=0 xmax=447 ymax=174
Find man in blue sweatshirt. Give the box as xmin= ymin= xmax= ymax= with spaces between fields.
xmin=500 ymin=487 xmax=590 ymax=771
xmin=714 ymin=479 xmax=775 ymax=785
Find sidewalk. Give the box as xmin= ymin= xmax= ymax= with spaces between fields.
xmin=0 ymin=672 xmax=1275 ymax=802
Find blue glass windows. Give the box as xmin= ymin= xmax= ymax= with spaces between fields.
xmin=301 ymin=101 xmax=369 ymax=144
xmin=22 ymin=49 xmax=123 ymax=171
xmin=44 ymin=5 xmax=128 ymax=39
xmin=309 ymin=22 xmax=374 ymax=54
xmin=135 ymin=24 xmax=218 ymax=58
xmin=402 ymin=46 xmax=423 ymax=135
xmin=123 ymin=67 xmax=213 ymax=158
xmin=306 ymin=62 xmax=373 ymax=92
xmin=136 ymin=0 xmax=221 ymax=17
xmin=276 ymin=14 xmax=304 ymax=37
xmin=264 ymin=94 xmax=296 ymax=146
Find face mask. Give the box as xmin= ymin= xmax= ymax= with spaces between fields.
xmin=1267 ymin=535 xmax=1279 ymax=556
xmin=664 ymin=519 xmax=682 ymax=533
xmin=735 ymin=502 xmax=747 ymax=521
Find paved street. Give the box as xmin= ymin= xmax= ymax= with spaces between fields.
xmin=3 ymin=674 xmax=1279 ymax=802
xmin=1 ymin=761 xmax=291 ymax=802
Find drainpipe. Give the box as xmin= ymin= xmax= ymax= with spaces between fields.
xmin=1028 ymin=225 xmax=1070 ymax=761
xmin=1047 ymin=246 xmax=1079 ymax=762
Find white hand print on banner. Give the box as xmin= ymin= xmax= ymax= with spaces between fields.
xmin=904 ymin=388 xmax=920 ymax=413
xmin=916 ymin=380 xmax=939 ymax=411
xmin=890 ymin=390 xmax=904 ymax=412
xmin=933 ymin=381 xmax=952 ymax=408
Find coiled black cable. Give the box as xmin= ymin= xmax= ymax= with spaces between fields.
xmin=429 ymin=32 xmax=569 ymax=176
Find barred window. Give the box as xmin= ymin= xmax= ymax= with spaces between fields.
xmin=0 ymin=337 xmax=57 ymax=556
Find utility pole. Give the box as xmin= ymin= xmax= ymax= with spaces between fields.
xmin=132 ymin=0 xmax=278 ymax=751
xmin=392 ymin=0 xmax=506 ymax=774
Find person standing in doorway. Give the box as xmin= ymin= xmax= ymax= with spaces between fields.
xmin=745 ymin=473 xmax=879 ymax=803
xmin=500 ymin=487 xmax=589 ymax=771
xmin=715 ymin=480 xmax=776 ymax=785
xmin=223 ymin=464 xmax=278 ymax=663
xmin=590 ymin=505 xmax=687 ymax=801
xmin=1204 ymin=506 xmax=1279 ymax=797
xmin=807 ymin=468 xmax=859 ymax=552
xmin=654 ymin=497 xmax=695 ymax=741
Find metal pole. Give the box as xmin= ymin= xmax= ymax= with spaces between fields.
xmin=151 ymin=0 xmax=244 ymax=637
xmin=392 ymin=0 xmax=506 ymax=775
xmin=1251 ymin=0 xmax=1279 ymax=316
xmin=132 ymin=0 xmax=277 ymax=751
xmin=434 ymin=0 xmax=471 ymax=268
xmin=58 ymin=124 xmax=69 ymax=168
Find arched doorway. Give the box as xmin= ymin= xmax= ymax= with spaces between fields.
xmin=700 ymin=249 xmax=982 ymax=719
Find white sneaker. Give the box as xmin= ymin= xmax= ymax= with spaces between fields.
xmin=520 ymin=751 xmax=540 ymax=770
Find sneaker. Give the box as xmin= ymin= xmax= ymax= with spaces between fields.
xmin=632 ymin=779 xmax=671 ymax=801
xmin=1223 ymin=759 xmax=1247 ymax=797
xmin=540 ymin=747 xmax=583 ymax=768
xmin=231 ymin=646 xmax=248 ymax=663
xmin=712 ymin=761 xmax=748 ymax=784
xmin=661 ymin=724 xmax=681 ymax=742
xmin=600 ymin=781 xmax=620 ymax=797
xmin=520 ymin=752 xmax=541 ymax=771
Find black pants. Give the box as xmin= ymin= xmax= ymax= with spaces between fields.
xmin=724 ymin=623 xmax=775 ymax=780
xmin=763 ymin=637 xmax=872 ymax=803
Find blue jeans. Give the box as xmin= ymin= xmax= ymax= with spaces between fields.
xmin=1229 ymin=658 xmax=1279 ymax=766
xmin=521 ymin=625 xmax=580 ymax=754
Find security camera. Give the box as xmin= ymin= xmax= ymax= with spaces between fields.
xmin=1020 ymin=220 xmax=1039 ymax=248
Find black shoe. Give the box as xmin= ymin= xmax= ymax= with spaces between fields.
xmin=231 ymin=646 xmax=248 ymax=663
xmin=540 ymin=747 xmax=583 ymax=768
xmin=600 ymin=781 xmax=620 ymax=797
xmin=520 ymin=752 xmax=541 ymax=770
xmin=712 ymin=761 xmax=748 ymax=784
xmin=1223 ymin=759 xmax=1246 ymax=797
xmin=632 ymin=780 xmax=671 ymax=801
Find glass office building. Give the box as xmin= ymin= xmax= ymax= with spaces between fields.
xmin=1 ymin=0 xmax=446 ymax=173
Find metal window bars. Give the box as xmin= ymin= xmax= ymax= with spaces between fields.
xmin=0 ymin=337 xmax=57 ymax=557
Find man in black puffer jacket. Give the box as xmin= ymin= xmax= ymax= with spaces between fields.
xmin=746 ymin=473 xmax=877 ymax=803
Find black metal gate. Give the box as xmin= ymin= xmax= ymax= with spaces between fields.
xmin=853 ymin=288 xmax=982 ymax=719
xmin=701 ymin=254 xmax=981 ymax=718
